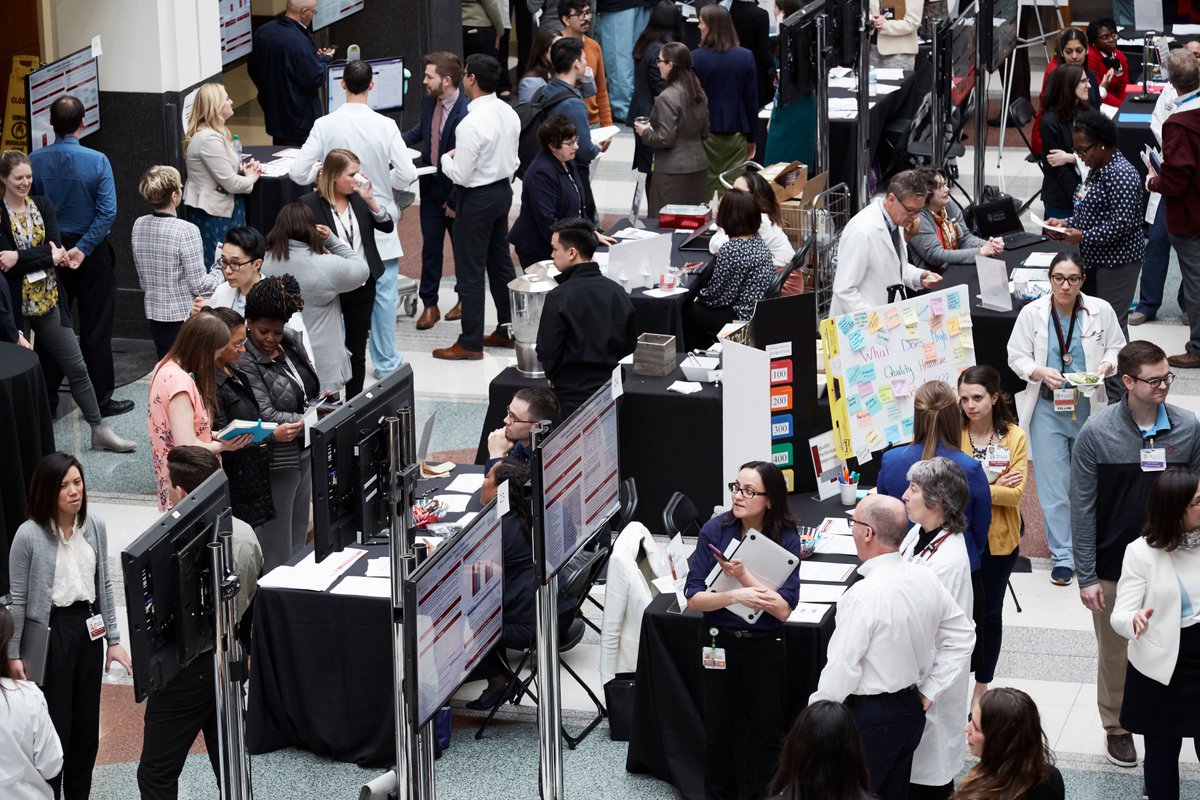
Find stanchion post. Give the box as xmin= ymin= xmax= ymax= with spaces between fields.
xmin=931 ymin=19 xmax=946 ymax=167
xmin=208 ymin=528 xmax=250 ymax=800
xmin=814 ymin=14 xmax=830 ymax=178
xmin=855 ymin=0 xmax=871 ymax=210
xmin=973 ymin=0 xmax=987 ymax=206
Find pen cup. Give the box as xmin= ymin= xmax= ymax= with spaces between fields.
xmin=839 ymin=481 xmax=859 ymax=506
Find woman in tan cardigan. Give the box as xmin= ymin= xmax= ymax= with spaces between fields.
xmin=632 ymin=42 xmax=709 ymax=215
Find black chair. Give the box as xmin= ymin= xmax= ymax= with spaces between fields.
xmin=661 ymin=491 xmax=704 ymax=539
xmin=764 ymin=236 xmax=817 ymax=300
xmin=584 ymin=478 xmax=638 ymax=623
xmin=1006 ymin=97 xmax=1047 ymax=215
xmin=474 ymin=544 xmax=610 ymax=749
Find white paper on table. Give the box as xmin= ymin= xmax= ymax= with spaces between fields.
xmin=1175 ymin=24 xmax=1200 ymax=34
xmin=1011 ymin=267 xmax=1050 ymax=284
xmin=434 ymin=494 xmax=472 ymax=513
xmin=828 ymin=66 xmax=852 ymax=79
xmin=798 ymin=561 xmax=856 ymax=583
xmin=1021 ymin=251 xmax=1056 ymax=267
xmin=644 ymin=287 xmax=689 ymax=298
xmin=815 ymin=535 xmax=859 ymax=555
xmin=1100 ymin=104 xmax=1119 ymax=120
xmin=799 ymin=583 xmax=849 ymax=603
xmin=273 ymin=148 xmax=302 ymax=158
xmin=455 ymin=513 xmax=477 ymax=529
xmin=668 ymin=381 xmax=703 ymax=394
xmin=828 ymin=77 xmax=857 ymax=89
xmin=788 ymin=602 xmax=832 ymax=623
xmin=591 ymin=125 xmax=622 ymax=145
xmin=443 ymin=472 xmax=486 ymax=494
xmin=330 ymin=576 xmax=393 ymax=598
xmin=257 ymin=565 xmax=341 ymax=592
xmin=260 ymin=158 xmax=295 ymax=177
xmin=612 ymin=227 xmax=660 ymax=241
xmin=874 ymin=68 xmax=905 ymax=81
xmin=874 ymin=83 xmax=901 ymax=95
xmin=817 ymin=516 xmax=853 ymax=537
xmin=366 ymin=557 xmax=390 ymax=578
xmin=619 ymin=353 xmax=634 ymax=364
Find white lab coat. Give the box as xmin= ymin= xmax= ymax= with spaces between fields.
xmin=899 ymin=525 xmax=973 ymax=787
xmin=830 ymin=199 xmax=926 ymax=315
xmin=599 ymin=523 xmax=670 ymax=685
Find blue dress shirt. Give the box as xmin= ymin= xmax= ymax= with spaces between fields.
xmin=29 ymin=137 xmax=116 ymax=256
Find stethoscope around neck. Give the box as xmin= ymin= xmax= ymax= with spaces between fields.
xmin=904 ymin=525 xmax=955 ymax=561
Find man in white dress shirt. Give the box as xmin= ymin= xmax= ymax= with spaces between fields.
xmin=811 ymin=494 xmax=974 ymax=800
xmin=290 ymin=59 xmax=417 ymax=380
xmin=831 ymin=170 xmax=943 ymax=315
xmin=432 ymin=53 xmax=521 ymax=361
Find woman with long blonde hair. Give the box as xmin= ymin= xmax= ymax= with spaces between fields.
xmin=183 ymin=83 xmax=262 ymax=263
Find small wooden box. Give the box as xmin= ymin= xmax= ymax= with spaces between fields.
xmin=633 ymin=333 xmax=677 ymax=376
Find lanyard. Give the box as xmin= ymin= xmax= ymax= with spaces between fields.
xmin=1049 ymin=298 xmax=1081 ymax=369
xmin=280 ymin=350 xmax=311 ymax=404
xmin=903 ymin=527 xmax=956 ymax=562
xmin=332 ymin=202 xmax=356 ymax=250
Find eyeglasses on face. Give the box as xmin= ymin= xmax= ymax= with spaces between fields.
xmin=1130 ymin=372 xmax=1176 ymax=389
xmin=1049 ymin=274 xmax=1083 ymax=286
xmin=852 ymin=518 xmax=874 ymax=536
xmin=896 ymin=198 xmax=924 ymax=215
xmin=728 ymin=482 xmax=765 ymax=499
xmin=504 ymin=407 xmax=537 ymax=424
xmin=568 ymin=8 xmax=593 ymax=17
xmin=219 ymin=257 xmax=252 ymax=271
xmin=1074 ymin=142 xmax=1099 ymax=157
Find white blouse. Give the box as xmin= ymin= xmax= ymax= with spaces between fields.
xmin=51 ymin=521 xmax=96 ymax=607
xmin=709 ymin=213 xmax=795 ymax=268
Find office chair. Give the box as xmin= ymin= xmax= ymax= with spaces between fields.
xmin=1006 ymin=97 xmax=1047 ymax=215
xmin=661 ymin=491 xmax=704 ymax=539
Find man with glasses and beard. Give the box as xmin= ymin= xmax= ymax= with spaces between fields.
xmin=485 ymin=388 xmax=560 ymax=470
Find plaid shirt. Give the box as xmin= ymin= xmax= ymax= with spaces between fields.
xmin=131 ymin=213 xmax=222 ymax=321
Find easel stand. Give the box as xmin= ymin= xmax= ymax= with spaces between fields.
xmin=208 ymin=532 xmax=251 ymax=800
xmin=856 ymin=0 xmax=871 ymax=210
xmin=996 ymin=0 xmax=1067 ymax=171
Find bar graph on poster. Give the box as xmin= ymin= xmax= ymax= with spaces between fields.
xmin=820 ymin=286 xmax=975 ymax=461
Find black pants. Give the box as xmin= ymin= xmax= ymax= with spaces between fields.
xmin=417 ymin=185 xmax=455 ymax=307
xmin=137 ymin=655 xmax=220 ymax=799
xmin=463 ymin=25 xmax=500 ymax=67
xmin=686 ymin=301 xmax=735 ymax=351
xmin=452 ymin=181 xmax=515 ymax=352
xmin=42 ymin=237 xmax=117 ymax=405
xmin=975 ymin=546 xmax=1018 ymax=683
xmin=846 ymin=687 xmax=926 ymax=800
xmin=149 ymin=320 xmax=183 ymax=361
xmin=1145 ymin=735 xmax=1200 ymax=799
xmin=513 ymin=0 xmax=534 ymax=88
xmin=908 ymin=780 xmax=954 ymax=800
xmin=271 ymin=136 xmax=306 ymax=148
xmin=339 ymin=278 xmax=376 ymax=399
xmin=44 ymin=602 xmax=103 ymax=800
xmin=699 ymin=627 xmax=787 ymax=800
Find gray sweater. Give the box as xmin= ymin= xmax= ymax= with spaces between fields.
xmin=261 ymin=235 xmax=368 ymax=395
xmin=908 ymin=199 xmax=988 ymax=271
xmin=7 ymin=515 xmax=121 ymax=660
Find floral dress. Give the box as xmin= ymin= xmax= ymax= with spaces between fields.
xmin=147 ymin=359 xmax=211 ymax=510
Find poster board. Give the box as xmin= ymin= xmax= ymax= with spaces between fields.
xmin=327 ymin=57 xmax=406 ymax=113
xmin=26 ymin=47 xmax=100 ymax=151
xmin=820 ymin=285 xmax=975 ymax=461
xmin=219 ymin=0 xmax=253 ymax=66
xmin=313 ymin=0 xmax=366 ymax=31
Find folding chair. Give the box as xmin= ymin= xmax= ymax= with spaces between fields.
xmin=1006 ymin=97 xmax=1048 ymax=215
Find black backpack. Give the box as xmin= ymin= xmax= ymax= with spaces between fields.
xmin=514 ymin=83 xmax=576 ymax=179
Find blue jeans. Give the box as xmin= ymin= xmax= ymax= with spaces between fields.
xmin=1030 ymin=394 xmax=1089 ymax=569
xmin=1136 ymin=200 xmax=1185 ymax=317
xmin=369 ymin=258 xmax=403 ymax=378
xmin=594 ymin=6 xmax=649 ymax=123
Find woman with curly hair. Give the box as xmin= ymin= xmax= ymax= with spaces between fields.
xmin=955 ymin=687 xmax=1064 ymax=800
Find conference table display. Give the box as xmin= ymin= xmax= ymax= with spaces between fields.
xmin=241 ymin=145 xmax=310 ymax=237
xmin=1114 ymin=94 xmax=1162 ymax=185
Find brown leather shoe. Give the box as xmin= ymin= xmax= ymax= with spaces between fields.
xmin=482 ymin=328 xmax=516 ymax=348
xmin=445 ymin=301 xmax=462 ymax=321
xmin=416 ymin=306 xmax=440 ymax=330
xmin=432 ymin=342 xmax=483 ymax=361
xmin=1168 ymin=351 xmax=1200 ymax=368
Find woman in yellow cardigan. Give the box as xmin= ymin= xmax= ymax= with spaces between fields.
xmin=958 ymin=365 xmax=1028 ymax=708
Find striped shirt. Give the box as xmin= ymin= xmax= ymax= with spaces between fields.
xmin=131 ymin=212 xmax=222 ymax=321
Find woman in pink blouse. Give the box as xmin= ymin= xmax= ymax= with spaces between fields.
xmin=147 ymin=313 xmax=251 ymax=510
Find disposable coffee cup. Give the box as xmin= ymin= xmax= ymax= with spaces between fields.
xmin=839 ymin=481 xmax=859 ymax=506
xmin=634 ymin=116 xmax=650 ymax=126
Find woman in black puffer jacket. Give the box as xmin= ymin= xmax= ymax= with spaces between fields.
xmin=237 ymin=276 xmax=316 ymax=572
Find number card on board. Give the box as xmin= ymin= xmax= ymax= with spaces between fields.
xmin=820 ymin=286 xmax=975 ymax=460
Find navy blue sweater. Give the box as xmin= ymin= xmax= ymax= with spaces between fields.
xmin=691 ymin=46 xmax=759 ymax=135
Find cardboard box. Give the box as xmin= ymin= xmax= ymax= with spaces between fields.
xmin=778 ymin=171 xmax=829 ymax=247
xmin=759 ymin=161 xmax=809 ymax=204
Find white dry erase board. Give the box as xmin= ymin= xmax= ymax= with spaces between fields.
xmin=819 ymin=285 xmax=976 ymax=460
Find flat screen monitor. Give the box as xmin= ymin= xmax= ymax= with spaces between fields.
xmin=25 ymin=47 xmax=100 ymax=151
xmin=327 ymin=56 xmax=406 ymax=114
xmin=311 ymin=363 xmax=416 ymax=563
xmin=122 ymin=473 xmax=231 ymax=702
xmin=403 ymin=501 xmax=504 ymax=728
xmin=824 ymin=0 xmax=859 ymax=69
xmin=949 ymin=7 xmax=977 ymax=108
xmin=778 ymin=0 xmax=823 ymax=108
xmin=313 ymin=0 xmax=366 ymax=31
xmin=980 ymin=0 xmax=1017 ymax=74
xmin=534 ymin=380 xmax=620 ymax=585
xmin=219 ymin=0 xmax=253 ymax=66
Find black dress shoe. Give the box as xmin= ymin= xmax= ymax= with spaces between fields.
xmin=99 ymin=399 xmax=135 ymax=417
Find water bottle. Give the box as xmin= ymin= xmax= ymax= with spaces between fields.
xmin=347 ymin=43 xmax=361 ymax=61
xmin=868 ymin=73 xmax=878 ymax=98
xmin=233 ymin=134 xmax=243 ymax=160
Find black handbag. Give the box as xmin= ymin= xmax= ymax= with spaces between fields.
xmin=604 ymin=673 xmax=637 ymax=741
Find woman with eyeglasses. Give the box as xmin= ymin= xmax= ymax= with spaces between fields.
xmin=1031 ymin=29 xmax=1104 ymax=156
xmin=1044 ymin=109 xmax=1145 ymax=340
xmin=684 ymin=460 xmax=803 ymax=800
xmin=1112 ymin=469 xmax=1200 ymax=800
xmin=909 ymin=166 xmax=1004 ymax=273
xmin=1038 ymin=65 xmax=1092 ymax=221
xmin=1087 ymin=18 xmax=1129 ymax=109
xmin=629 ymin=1 xmax=684 ymax=181
xmin=899 ymin=456 xmax=974 ymax=800
xmin=1008 ymin=251 xmax=1126 ymax=586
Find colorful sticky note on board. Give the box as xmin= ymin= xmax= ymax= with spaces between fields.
xmin=856 ymin=409 xmax=873 ymax=428
xmin=884 ymin=424 xmax=901 ymax=444
xmin=922 ymin=342 xmax=938 ymax=362
xmin=947 ymin=292 xmax=961 ymax=310
xmin=848 ymin=330 xmax=867 ymax=351
xmin=930 ymin=296 xmax=945 ymax=316
xmin=884 ymin=307 xmax=902 ymax=329
xmin=958 ymin=310 xmax=973 ymax=328
xmin=947 ymin=315 xmax=961 ymax=337
xmin=904 ymin=324 xmax=920 ymax=340
xmin=846 ymin=365 xmax=861 ymax=384
xmin=865 ymin=428 xmax=883 ymax=447
xmin=846 ymin=393 xmax=862 ymax=413
xmin=929 ymin=314 xmax=943 ymax=333
xmin=887 ymin=403 xmax=902 ymax=420
xmin=902 ymin=416 xmax=915 ymax=436
xmin=857 ymin=382 xmax=874 ymax=398
xmin=900 ymin=305 xmax=919 ymax=326
xmin=867 ymin=311 xmax=883 ymax=333
xmin=877 ymin=384 xmax=894 ymax=404
xmin=891 ymin=379 xmax=910 ymax=397
xmin=864 ymin=394 xmax=883 ymax=415
xmin=853 ymin=311 xmax=869 ymax=329
xmin=875 ymin=329 xmax=891 ymax=346
xmin=953 ymin=344 xmax=966 ymax=362
xmin=961 ymin=329 xmax=975 ymax=349
xmin=856 ymin=363 xmax=877 ymax=382
xmin=838 ymin=315 xmax=856 ymax=335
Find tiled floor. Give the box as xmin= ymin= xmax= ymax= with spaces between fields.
xmin=64 ymin=70 xmax=1200 ymax=797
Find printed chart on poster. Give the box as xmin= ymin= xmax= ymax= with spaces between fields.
xmin=219 ymin=0 xmax=253 ymax=65
xmin=407 ymin=503 xmax=504 ymax=727
xmin=313 ymin=0 xmax=366 ymax=31
xmin=327 ymin=57 xmax=406 ymax=113
xmin=538 ymin=382 xmax=620 ymax=583
xmin=820 ymin=285 xmax=975 ymax=461
xmin=26 ymin=47 xmax=100 ymax=151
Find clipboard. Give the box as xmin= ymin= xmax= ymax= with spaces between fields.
xmin=704 ymin=530 xmax=801 ymax=623
xmin=21 ymin=619 xmax=50 ymax=686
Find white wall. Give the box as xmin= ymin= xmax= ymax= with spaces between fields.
xmin=52 ymin=0 xmax=221 ymax=94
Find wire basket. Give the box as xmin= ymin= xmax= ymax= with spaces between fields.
xmin=779 ymin=182 xmax=851 ymax=322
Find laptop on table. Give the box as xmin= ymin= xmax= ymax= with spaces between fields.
xmin=974 ymin=197 xmax=1047 ymax=251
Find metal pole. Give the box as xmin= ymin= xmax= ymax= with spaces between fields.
xmin=529 ymin=421 xmax=563 ymax=800
xmin=973 ymin=2 xmax=987 ymax=206
xmin=814 ymin=15 xmax=830 ymax=178
xmin=209 ymin=532 xmax=249 ymax=800
xmin=418 ymin=723 xmax=437 ymax=800
xmin=387 ymin=412 xmax=420 ymax=800
xmin=931 ymin=20 xmax=945 ymax=166
xmin=856 ymin=0 xmax=871 ymax=210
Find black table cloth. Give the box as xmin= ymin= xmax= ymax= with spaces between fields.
xmin=246 ymin=470 xmax=482 ymax=766
xmin=625 ymin=495 xmax=859 ymax=800
xmin=0 ymin=343 xmax=55 ymax=597
xmin=1114 ymin=95 xmax=1159 ymax=185
xmin=242 ymin=146 xmax=311 ymax=235
xmin=827 ymin=62 xmax=928 ymax=193
xmin=478 ymin=354 xmax=723 ymax=533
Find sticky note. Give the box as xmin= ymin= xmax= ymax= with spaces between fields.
xmin=770 ymin=360 xmax=792 ymax=384
xmin=929 ymin=314 xmax=943 ymax=333
xmin=947 ymin=316 xmax=961 ymax=337
xmin=877 ymin=384 xmax=894 ymax=404
xmin=918 ymin=304 xmax=929 ymax=318
xmin=867 ymin=312 xmax=883 ymax=333
xmin=857 ymin=381 xmax=874 ymax=398
xmin=875 ymin=329 xmax=890 ymax=346
xmin=900 ymin=305 xmax=919 ymax=327
xmin=930 ymin=296 xmax=945 ymax=316
xmin=953 ymin=344 xmax=966 ymax=362
xmin=856 ymin=363 xmax=877 ymax=382
xmin=884 ymin=307 xmax=902 ymax=329
xmin=887 ymin=403 xmax=902 ymax=420
xmin=922 ymin=343 xmax=938 ymax=362
xmin=961 ymin=329 xmax=975 ymax=349
xmin=864 ymin=394 xmax=883 ymax=415
xmin=846 ymin=394 xmax=861 ymax=413
xmin=947 ymin=292 xmax=961 ymax=310
xmin=838 ymin=315 xmax=856 ymax=335
xmin=856 ymin=409 xmax=873 ymax=428
xmin=891 ymin=379 xmax=910 ymax=397
xmin=904 ymin=324 xmax=920 ymax=340
xmin=853 ymin=311 xmax=869 ymax=329
xmin=902 ymin=416 xmax=915 ymax=437
xmin=856 ymin=445 xmax=873 ymax=464
xmin=865 ymin=428 xmax=883 ymax=446
xmin=847 ymin=366 xmax=861 ymax=384
xmin=884 ymin=424 xmax=900 ymax=444
xmin=848 ymin=330 xmax=866 ymax=351
xmin=958 ymin=311 xmax=973 ymax=328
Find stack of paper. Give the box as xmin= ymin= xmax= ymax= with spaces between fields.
xmin=258 ymin=547 xmax=368 ymax=592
